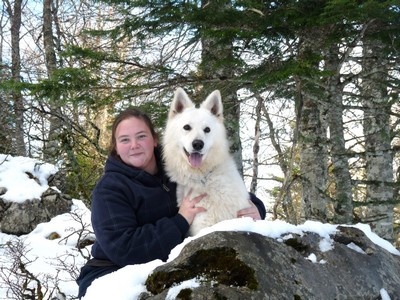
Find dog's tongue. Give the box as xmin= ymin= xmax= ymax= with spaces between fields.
xmin=189 ymin=153 xmax=202 ymax=168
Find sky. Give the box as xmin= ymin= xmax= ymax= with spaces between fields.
xmin=0 ymin=154 xmax=398 ymax=300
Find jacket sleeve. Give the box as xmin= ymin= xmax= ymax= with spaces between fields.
xmin=91 ymin=174 xmax=189 ymax=267
xmin=249 ymin=192 xmax=267 ymax=219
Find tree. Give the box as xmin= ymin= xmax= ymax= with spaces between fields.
xmin=324 ymin=43 xmax=353 ymax=224
xmin=42 ymin=0 xmax=64 ymax=163
xmin=5 ymin=0 xmax=26 ymax=156
xmin=0 ymin=7 xmax=13 ymax=154
xmin=296 ymin=30 xmax=329 ymax=223
xmin=357 ymin=19 xmax=395 ymax=241
xmin=196 ymin=0 xmax=245 ymax=172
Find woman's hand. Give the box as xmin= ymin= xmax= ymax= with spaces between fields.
xmin=237 ymin=200 xmax=262 ymax=220
xmin=178 ymin=190 xmax=207 ymax=225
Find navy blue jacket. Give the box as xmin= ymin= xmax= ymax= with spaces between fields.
xmin=90 ymin=151 xmax=187 ymax=266
xmin=90 ymin=148 xmax=266 ymax=267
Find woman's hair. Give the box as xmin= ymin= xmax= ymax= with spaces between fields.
xmin=109 ymin=107 xmax=158 ymax=157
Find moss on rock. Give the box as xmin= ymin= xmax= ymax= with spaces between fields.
xmin=145 ymin=247 xmax=258 ymax=295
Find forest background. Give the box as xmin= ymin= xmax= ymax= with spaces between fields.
xmin=0 ymin=0 xmax=399 ymax=246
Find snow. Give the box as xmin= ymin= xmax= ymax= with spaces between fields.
xmin=0 ymin=154 xmax=398 ymax=299
xmin=166 ymin=278 xmax=201 ymax=300
xmin=306 ymin=253 xmax=317 ymax=263
xmin=347 ymin=242 xmax=366 ymax=254
xmin=0 ymin=154 xmax=58 ymax=202
xmin=381 ymin=288 xmax=391 ymax=300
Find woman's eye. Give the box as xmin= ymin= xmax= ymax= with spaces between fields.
xmin=183 ymin=125 xmax=191 ymax=131
xmin=204 ymin=127 xmax=210 ymax=133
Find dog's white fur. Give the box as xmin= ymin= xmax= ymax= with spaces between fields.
xmin=163 ymin=87 xmax=249 ymax=236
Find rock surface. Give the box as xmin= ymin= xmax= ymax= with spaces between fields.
xmin=141 ymin=227 xmax=400 ymax=299
xmin=0 ymin=174 xmax=72 ymax=236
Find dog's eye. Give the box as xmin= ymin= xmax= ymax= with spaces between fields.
xmin=183 ymin=125 xmax=191 ymax=131
xmin=204 ymin=127 xmax=210 ymax=133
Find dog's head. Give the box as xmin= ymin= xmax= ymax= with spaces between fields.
xmin=165 ymin=88 xmax=228 ymax=169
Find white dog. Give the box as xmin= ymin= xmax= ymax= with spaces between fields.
xmin=163 ymin=87 xmax=250 ymax=236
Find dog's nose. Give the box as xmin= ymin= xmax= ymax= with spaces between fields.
xmin=192 ymin=139 xmax=204 ymax=151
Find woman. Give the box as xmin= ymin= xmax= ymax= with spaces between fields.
xmin=76 ymin=107 xmax=266 ymax=298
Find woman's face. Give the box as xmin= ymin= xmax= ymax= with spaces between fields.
xmin=115 ymin=117 xmax=158 ymax=174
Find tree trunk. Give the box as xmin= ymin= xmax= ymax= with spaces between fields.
xmin=250 ymin=94 xmax=262 ymax=193
xmin=93 ymin=107 xmax=112 ymax=152
xmin=8 ymin=0 xmax=26 ymax=156
xmin=0 ymin=14 xmax=12 ymax=154
xmin=324 ymin=45 xmax=353 ymax=224
xmin=359 ymin=25 xmax=394 ymax=241
xmin=42 ymin=0 xmax=63 ymax=162
xmin=198 ymin=0 xmax=243 ymax=175
xmin=297 ymin=33 xmax=329 ymax=222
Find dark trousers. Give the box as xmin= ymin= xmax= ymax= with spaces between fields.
xmin=76 ymin=264 xmax=120 ymax=298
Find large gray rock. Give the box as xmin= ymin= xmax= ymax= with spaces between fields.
xmin=142 ymin=227 xmax=400 ymax=299
xmin=0 ymin=187 xmax=72 ymax=236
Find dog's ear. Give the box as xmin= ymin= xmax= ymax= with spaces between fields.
xmin=169 ymin=88 xmax=195 ymax=118
xmin=201 ymin=90 xmax=223 ymax=120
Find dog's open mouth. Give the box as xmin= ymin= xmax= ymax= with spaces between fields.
xmin=184 ymin=149 xmax=203 ymax=168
